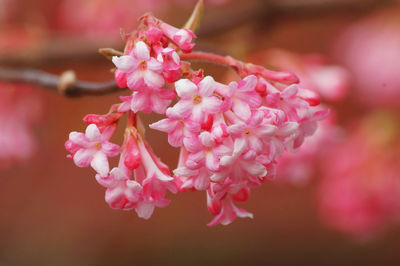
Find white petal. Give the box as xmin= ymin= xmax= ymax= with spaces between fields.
xmin=202 ymin=97 xmax=222 ymax=114
xmin=85 ymin=124 xmax=102 ymax=142
xmin=198 ymin=76 xmax=215 ymax=97
xmin=112 ymin=56 xmax=136 ymax=72
xmin=91 ymin=152 xmax=109 ymax=177
xmin=73 ymin=149 xmax=94 ymax=167
xmin=175 ymin=79 xmax=197 ymax=98
xmin=134 ymin=41 xmax=150 ymax=61
xmin=233 ymin=100 xmax=251 ymax=121
xmin=110 ymin=167 xmax=126 ymax=180
xmin=149 ymin=119 xmax=177 ymax=133
xmin=136 ymin=202 xmax=155 ymax=219
xmin=144 ymin=70 xmax=164 ymax=89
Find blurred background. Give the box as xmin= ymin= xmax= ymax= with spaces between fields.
xmin=1 ymin=0 xmax=400 ymax=265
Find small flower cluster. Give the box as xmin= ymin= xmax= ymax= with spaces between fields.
xmin=66 ymin=11 xmax=328 ymax=225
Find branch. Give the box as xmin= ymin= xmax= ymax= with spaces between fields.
xmin=180 ymin=51 xmax=299 ymax=83
xmin=0 ymin=66 xmax=125 ymax=97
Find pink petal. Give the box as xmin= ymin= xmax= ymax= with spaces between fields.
xmin=127 ymin=71 xmax=144 ymax=91
xmin=173 ymin=167 xmax=198 ymax=177
xmin=110 ymin=167 xmax=126 ymax=180
xmin=202 ymin=97 xmax=222 ymax=114
xmin=191 ymin=104 xmax=204 ymax=122
xmin=85 ymin=124 xmax=102 ymax=142
xmin=168 ymin=127 xmax=184 ymax=147
xmin=102 ymin=142 xmax=120 ymax=157
xmin=69 ymin=132 xmax=88 ymax=147
xmin=112 ymin=56 xmax=136 ymax=72
xmin=147 ymin=58 xmax=163 ymax=73
xmin=134 ymin=41 xmax=150 ymax=61
xmin=277 ymin=122 xmax=299 ymax=137
xmin=239 ymin=75 xmax=257 ymax=91
xmin=227 ymin=124 xmax=246 ymax=136
xmin=205 ymin=153 xmax=219 ymax=171
xmin=150 ymin=119 xmax=177 ymax=133
xmin=199 ymin=132 xmax=215 ymax=147
xmin=175 ymin=79 xmax=197 ymax=98
xmin=144 ymin=70 xmax=165 ymax=89
xmin=281 ymin=84 xmax=298 ymax=98
xmin=73 ymin=149 xmax=94 ymax=167
xmin=168 ymin=100 xmax=193 ymax=119
xmin=198 ymin=76 xmax=216 ymax=97
xmin=242 ymin=161 xmax=267 ymax=177
xmin=136 ymin=202 xmax=155 ymax=219
xmin=91 ymin=152 xmax=109 ymax=177
xmin=131 ymin=91 xmax=150 ymax=113
xmin=232 ymin=100 xmax=251 ymax=121
xmin=194 ymin=170 xmax=210 ymax=190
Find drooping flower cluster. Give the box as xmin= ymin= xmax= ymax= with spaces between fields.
xmin=66 ymin=8 xmax=328 ymax=225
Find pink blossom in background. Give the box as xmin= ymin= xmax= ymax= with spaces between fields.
xmin=334 ymin=8 xmax=400 ymax=107
xmin=57 ymin=0 xmax=164 ymax=40
xmin=0 ymin=83 xmax=42 ymax=169
xmin=276 ymin=112 xmax=342 ymax=186
xmin=249 ymin=49 xmax=350 ymax=102
xmin=318 ymin=112 xmax=400 ymax=239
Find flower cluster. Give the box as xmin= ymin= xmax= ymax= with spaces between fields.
xmin=66 ymin=10 xmax=328 ymax=225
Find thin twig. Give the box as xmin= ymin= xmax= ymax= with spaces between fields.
xmin=0 ymin=66 xmax=124 ymax=97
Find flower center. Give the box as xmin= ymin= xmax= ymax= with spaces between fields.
xmin=193 ymin=94 xmax=202 ymax=104
xmin=244 ymin=130 xmax=250 ymax=135
xmin=139 ymin=60 xmax=147 ymax=70
xmin=95 ymin=142 xmax=102 ymax=148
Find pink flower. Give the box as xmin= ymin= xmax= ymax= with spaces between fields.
xmin=216 ymin=75 xmax=262 ymax=121
xmin=149 ymin=108 xmax=200 ymax=147
xmin=66 ymin=124 xmax=120 ymax=177
xmin=265 ymin=83 xmax=309 ymax=121
xmin=96 ymin=167 xmax=142 ymax=210
xmin=160 ymin=22 xmax=196 ymax=53
xmin=112 ymin=41 xmax=164 ymax=91
xmin=225 ymin=110 xmax=276 ymax=156
xmin=168 ymin=76 xmax=223 ymax=123
xmin=118 ymin=87 xmax=176 ymax=114
xmin=207 ymin=181 xmax=254 ymax=226
xmin=157 ymin=47 xmax=182 ymax=83
xmin=210 ymin=137 xmax=268 ymax=182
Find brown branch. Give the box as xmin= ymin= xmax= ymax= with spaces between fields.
xmin=0 ymin=66 xmax=125 ymax=97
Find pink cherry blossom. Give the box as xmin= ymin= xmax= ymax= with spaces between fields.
xmin=112 ymin=41 xmax=164 ymax=91
xmin=168 ymin=76 xmax=223 ymax=123
xmin=66 ymin=124 xmax=120 ymax=177
xmin=96 ymin=167 xmax=142 ymax=210
xmin=149 ymin=108 xmax=200 ymax=147
xmin=216 ymin=75 xmax=262 ymax=121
